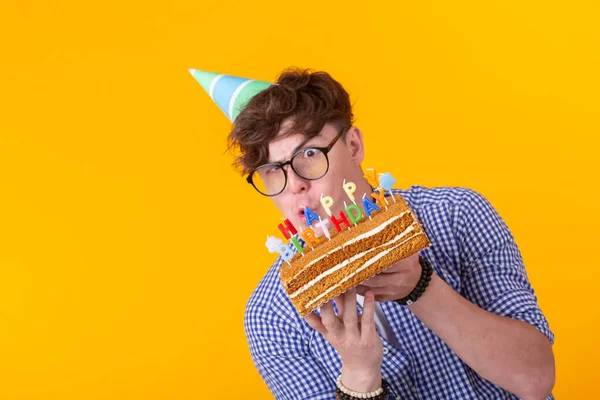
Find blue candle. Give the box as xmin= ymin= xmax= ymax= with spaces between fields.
xmin=304 ymin=207 xmax=320 ymax=228
xmin=380 ymin=172 xmax=397 ymax=203
xmin=362 ymin=196 xmax=381 ymax=218
xmin=278 ymin=244 xmax=294 ymax=262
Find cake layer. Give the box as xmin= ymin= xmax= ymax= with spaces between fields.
xmin=280 ymin=194 xmax=412 ymax=283
xmin=295 ymin=231 xmax=429 ymax=316
xmin=279 ymin=193 xmax=431 ymax=316
xmin=284 ymin=210 xmax=414 ymax=294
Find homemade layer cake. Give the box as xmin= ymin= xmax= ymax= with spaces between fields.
xmin=280 ymin=193 xmax=430 ymax=317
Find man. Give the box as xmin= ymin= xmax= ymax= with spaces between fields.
xmin=190 ymin=67 xmax=555 ymax=399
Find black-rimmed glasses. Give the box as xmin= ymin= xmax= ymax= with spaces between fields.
xmin=246 ymin=126 xmax=349 ymax=196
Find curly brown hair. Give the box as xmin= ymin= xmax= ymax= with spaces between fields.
xmin=227 ymin=67 xmax=355 ymax=175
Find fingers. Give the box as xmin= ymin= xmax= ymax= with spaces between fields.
xmin=355 ymin=285 xmax=367 ymax=296
xmin=362 ymin=273 xmax=389 ymax=288
xmin=320 ymin=300 xmax=343 ymax=334
xmin=343 ymin=288 xmax=359 ymax=334
xmin=304 ymin=312 xmax=328 ymax=336
xmin=334 ymin=294 xmax=345 ymax=318
xmin=305 ymin=290 xmax=364 ymax=338
xmin=355 ymin=285 xmax=382 ymax=298
xmin=360 ymin=290 xmax=377 ymax=337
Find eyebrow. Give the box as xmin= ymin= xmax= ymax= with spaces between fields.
xmin=270 ymin=135 xmax=319 ymax=164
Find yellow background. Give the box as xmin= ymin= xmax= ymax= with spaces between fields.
xmin=1 ymin=0 xmax=598 ymax=398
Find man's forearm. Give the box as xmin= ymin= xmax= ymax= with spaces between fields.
xmin=407 ymin=273 xmax=555 ymax=400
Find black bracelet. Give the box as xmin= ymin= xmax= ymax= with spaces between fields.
xmin=394 ymin=255 xmax=433 ymax=306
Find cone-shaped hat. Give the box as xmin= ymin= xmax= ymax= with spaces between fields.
xmin=188 ymin=69 xmax=272 ymax=122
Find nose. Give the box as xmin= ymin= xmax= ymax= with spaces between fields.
xmin=285 ymin=165 xmax=308 ymax=195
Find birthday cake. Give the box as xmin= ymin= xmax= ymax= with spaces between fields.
xmin=266 ymin=173 xmax=431 ymax=317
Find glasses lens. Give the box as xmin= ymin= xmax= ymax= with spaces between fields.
xmin=253 ymin=165 xmax=286 ymax=196
xmin=292 ymin=148 xmax=328 ymax=179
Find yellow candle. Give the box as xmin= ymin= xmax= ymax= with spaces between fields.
xmin=343 ymin=180 xmax=357 ymax=204
xmin=300 ymin=227 xmax=321 ymax=248
xmin=371 ymin=190 xmax=388 ymax=208
xmin=320 ymin=193 xmax=334 ymax=217
xmin=364 ymin=168 xmax=380 ymax=188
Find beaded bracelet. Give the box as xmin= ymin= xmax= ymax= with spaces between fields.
xmin=394 ymin=255 xmax=432 ymax=306
xmin=335 ymin=375 xmax=390 ymax=400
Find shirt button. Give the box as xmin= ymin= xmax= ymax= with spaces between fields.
xmin=383 ymin=347 xmax=390 ymax=355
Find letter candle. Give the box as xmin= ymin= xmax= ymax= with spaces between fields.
xmin=364 ymin=168 xmax=380 ymax=188
xmin=303 ymin=207 xmax=320 ymax=228
xmin=362 ymin=193 xmax=381 ymax=219
xmin=315 ymin=216 xmax=331 ymax=240
xmin=320 ymin=193 xmax=334 ymax=217
xmin=344 ymin=201 xmax=357 ymax=226
xmin=265 ymin=235 xmax=292 ymax=265
xmin=343 ymin=180 xmax=357 ymax=205
xmin=278 ymin=218 xmax=297 ymax=239
xmin=300 ymin=228 xmax=320 ymax=249
xmin=345 ymin=203 xmax=363 ymax=225
xmin=330 ymin=211 xmax=351 ymax=232
xmin=362 ymin=193 xmax=372 ymax=220
xmin=371 ymin=189 xmax=388 ymax=209
xmin=290 ymin=235 xmax=304 ymax=256
xmin=267 ymin=170 xmax=395 ymax=263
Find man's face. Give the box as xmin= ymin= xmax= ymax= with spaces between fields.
xmin=266 ymin=120 xmax=366 ymax=231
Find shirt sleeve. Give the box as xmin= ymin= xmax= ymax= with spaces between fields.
xmin=456 ymin=188 xmax=555 ymax=345
xmin=244 ymin=299 xmax=336 ymax=400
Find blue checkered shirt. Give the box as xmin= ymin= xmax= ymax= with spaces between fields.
xmin=244 ymin=186 xmax=554 ymax=399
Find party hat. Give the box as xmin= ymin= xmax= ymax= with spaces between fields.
xmin=188 ymin=69 xmax=273 ymax=122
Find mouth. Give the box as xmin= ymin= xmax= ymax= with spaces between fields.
xmin=295 ymin=205 xmax=323 ymax=225
xmin=296 ymin=208 xmax=306 ymax=222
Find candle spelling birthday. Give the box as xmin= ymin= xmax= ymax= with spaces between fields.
xmin=264 ymin=169 xmax=431 ymax=317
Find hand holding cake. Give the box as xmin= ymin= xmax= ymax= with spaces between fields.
xmin=304 ymin=288 xmax=384 ymax=394
xmin=355 ymin=252 xmax=422 ymax=302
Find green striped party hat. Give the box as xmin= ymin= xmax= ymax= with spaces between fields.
xmin=188 ymin=69 xmax=273 ymax=122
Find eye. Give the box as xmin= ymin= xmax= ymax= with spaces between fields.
xmin=302 ymin=148 xmax=317 ymax=158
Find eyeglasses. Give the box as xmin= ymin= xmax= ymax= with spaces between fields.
xmin=246 ymin=126 xmax=349 ymax=196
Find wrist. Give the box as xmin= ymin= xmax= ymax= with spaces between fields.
xmin=394 ymin=255 xmax=432 ymax=306
xmin=341 ymin=364 xmax=382 ymax=392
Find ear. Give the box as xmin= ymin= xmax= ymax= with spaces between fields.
xmin=344 ymin=126 xmax=365 ymax=164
